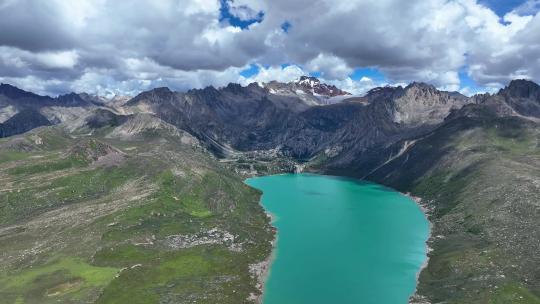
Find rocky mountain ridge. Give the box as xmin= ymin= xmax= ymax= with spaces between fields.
xmin=2 ymin=78 xmax=539 ymax=165
xmin=120 ymin=78 xmax=477 ymax=161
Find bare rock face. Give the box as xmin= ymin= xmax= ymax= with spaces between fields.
xmin=467 ymin=80 xmax=540 ymax=120
xmin=124 ymin=87 xmax=176 ymax=114
xmin=392 ymin=82 xmax=470 ymax=126
xmin=106 ymin=112 xmax=199 ymax=146
xmin=494 ymin=79 xmax=540 ymax=118
xmin=501 ymin=79 xmax=540 ymax=99
xmin=84 ymin=108 xmax=127 ymax=129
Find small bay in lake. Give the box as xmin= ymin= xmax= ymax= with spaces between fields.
xmin=245 ymin=173 xmax=429 ymax=304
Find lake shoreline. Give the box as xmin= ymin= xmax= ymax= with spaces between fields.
xmin=404 ymin=192 xmax=433 ymax=304
xmin=249 ymin=211 xmax=277 ymax=304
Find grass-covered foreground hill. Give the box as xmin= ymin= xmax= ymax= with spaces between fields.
xmin=0 ymin=126 xmax=273 ymax=303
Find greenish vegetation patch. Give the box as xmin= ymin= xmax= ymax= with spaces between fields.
xmin=7 ymin=156 xmax=87 ymax=175
xmin=0 ymin=257 xmax=118 ymax=304
xmin=0 ymin=151 xmax=30 ymax=163
xmin=485 ymin=283 xmax=540 ymax=304
xmin=94 ymin=245 xmax=255 ymax=304
xmin=0 ymin=166 xmax=136 ymax=225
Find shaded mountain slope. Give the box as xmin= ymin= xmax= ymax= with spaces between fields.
xmin=125 ymin=80 xmax=470 ymax=162
xmin=0 ymin=109 xmax=52 ymax=138
xmin=359 ymin=102 xmax=540 ymax=303
xmin=475 ymin=79 xmax=540 ymax=121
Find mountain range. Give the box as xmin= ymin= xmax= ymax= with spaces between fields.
xmin=0 ymin=77 xmax=539 ymax=303
xmin=3 ymin=77 xmax=538 ymax=168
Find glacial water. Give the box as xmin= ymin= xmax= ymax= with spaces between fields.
xmin=245 ymin=173 xmax=429 ymax=304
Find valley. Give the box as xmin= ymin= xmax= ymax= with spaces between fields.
xmin=0 ymin=77 xmax=539 ymax=303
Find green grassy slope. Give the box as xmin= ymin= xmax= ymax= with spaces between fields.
xmin=367 ymin=106 xmax=540 ymax=303
xmin=0 ymin=127 xmax=273 ymax=303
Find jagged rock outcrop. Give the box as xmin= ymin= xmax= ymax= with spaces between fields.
xmin=125 ymin=83 xmax=304 ymax=156
xmin=392 ymin=82 xmax=469 ymax=126
xmin=480 ymin=79 xmax=540 ymax=119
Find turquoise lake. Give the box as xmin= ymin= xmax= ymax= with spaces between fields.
xmin=245 ymin=173 xmax=429 ymax=304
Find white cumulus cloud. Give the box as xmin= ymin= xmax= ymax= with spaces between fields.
xmin=0 ymin=0 xmax=539 ymax=96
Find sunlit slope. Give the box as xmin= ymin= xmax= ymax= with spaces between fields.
xmin=0 ymin=127 xmax=273 ymax=304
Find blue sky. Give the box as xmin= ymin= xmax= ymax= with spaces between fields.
xmin=480 ymin=0 xmax=527 ymax=16
xmin=219 ymin=0 xmax=264 ymax=29
xmin=349 ymin=68 xmax=387 ymax=83
xmin=240 ymin=64 xmax=260 ymax=78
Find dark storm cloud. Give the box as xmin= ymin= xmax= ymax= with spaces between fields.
xmin=0 ymin=0 xmax=77 ymax=51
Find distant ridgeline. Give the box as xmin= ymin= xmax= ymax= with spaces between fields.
xmin=0 ymin=78 xmax=539 ymax=303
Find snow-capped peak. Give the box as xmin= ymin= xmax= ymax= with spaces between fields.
xmin=256 ymin=76 xmax=351 ymax=106
xmin=296 ymin=76 xmax=321 ymax=88
xmin=293 ymin=76 xmax=350 ymax=98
